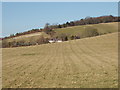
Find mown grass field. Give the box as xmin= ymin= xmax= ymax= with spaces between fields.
xmin=2 ymin=32 xmax=118 ymax=88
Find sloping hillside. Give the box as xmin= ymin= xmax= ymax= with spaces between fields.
xmin=5 ymin=22 xmax=118 ymax=42
xmin=5 ymin=32 xmax=50 ymax=43
xmin=53 ymin=22 xmax=118 ymax=37
xmin=2 ymin=32 xmax=118 ymax=88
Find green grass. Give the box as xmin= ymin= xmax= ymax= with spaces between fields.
xmin=53 ymin=22 xmax=118 ymax=38
xmin=4 ymin=22 xmax=118 ymax=42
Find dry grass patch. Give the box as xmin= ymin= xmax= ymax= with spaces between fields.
xmin=2 ymin=32 xmax=118 ymax=88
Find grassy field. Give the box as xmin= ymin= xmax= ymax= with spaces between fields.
xmin=5 ymin=22 xmax=118 ymax=42
xmin=5 ymin=32 xmax=50 ymax=43
xmin=2 ymin=32 xmax=118 ymax=88
xmin=0 ymin=45 xmax=1 ymax=89
xmin=53 ymin=22 xmax=118 ymax=38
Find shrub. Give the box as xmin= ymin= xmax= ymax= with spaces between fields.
xmin=82 ymin=27 xmax=99 ymax=37
xmin=2 ymin=40 xmax=8 ymax=48
xmin=58 ymin=33 xmax=68 ymax=41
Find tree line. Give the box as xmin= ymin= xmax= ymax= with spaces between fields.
xmin=2 ymin=15 xmax=119 ymax=48
xmin=2 ymin=27 xmax=100 ymax=48
xmin=3 ymin=15 xmax=120 ymax=40
xmin=42 ymin=15 xmax=119 ymax=31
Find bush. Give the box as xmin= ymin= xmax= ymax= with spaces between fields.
xmin=82 ymin=27 xmax=99 ymax=37
xmin=70 ymin=35 xmax=80 ymax=40
xmin=2 ymin=40 xmax=8 ymax=48
xmin=58 ymin=33 xmax=68 ymax=41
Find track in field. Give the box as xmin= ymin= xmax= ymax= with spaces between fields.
xmin=2 ymin=33 xmax=118 ymax=88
